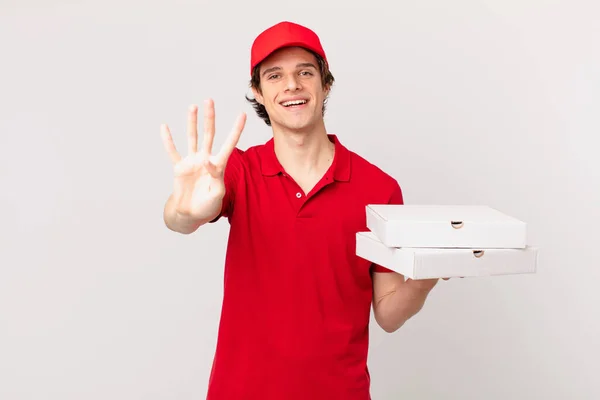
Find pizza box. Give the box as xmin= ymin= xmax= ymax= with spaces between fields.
xmin=356 ymin=231 xmax=538 ymax=280
xmin=366 ymin=205 xmax=527 ymax=249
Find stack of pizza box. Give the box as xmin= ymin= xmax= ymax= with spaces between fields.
xmin=356 ymin=205 xmax=538 ymax=280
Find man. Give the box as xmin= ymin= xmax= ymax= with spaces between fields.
xmin=161 ymin=21 xmax=441 ymax=400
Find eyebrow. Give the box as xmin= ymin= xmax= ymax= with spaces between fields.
xmin=261 ymin=62 xmax=318 ymax=77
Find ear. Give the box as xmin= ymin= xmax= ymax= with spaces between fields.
xmin=252 ymin=87 xmax=264 ymax=105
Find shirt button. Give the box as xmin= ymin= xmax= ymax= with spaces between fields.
xmin=296 ymin=192 xmax=302 ymax=198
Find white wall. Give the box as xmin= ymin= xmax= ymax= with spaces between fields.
xmin=1 ymin=1 xmax=598 ymax=399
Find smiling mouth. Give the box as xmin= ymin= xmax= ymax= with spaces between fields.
xmin=281 ymin=99 xmax=308 ymax=107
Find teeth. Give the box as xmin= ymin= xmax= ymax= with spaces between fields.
xmin=282 ymin=100 xmax=307 ymax=107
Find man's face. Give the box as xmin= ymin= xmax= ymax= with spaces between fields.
xmin=253 ymin=46 xmax=329 ymax=132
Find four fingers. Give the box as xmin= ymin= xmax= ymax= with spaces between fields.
xmin=162 ymin=100 xmax=244 ymax=167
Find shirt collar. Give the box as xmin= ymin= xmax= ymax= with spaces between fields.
xmin=259 ymin=134 xmax=351 ymax=181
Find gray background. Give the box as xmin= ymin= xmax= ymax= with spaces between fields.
xmin=2 ymin=0 xmax=599 ymax=399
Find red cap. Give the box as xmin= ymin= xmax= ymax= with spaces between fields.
xmin=250 ymin=21 xmax=327 ymax=75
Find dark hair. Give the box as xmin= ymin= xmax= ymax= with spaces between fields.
xmin=245 ymin=49 xmax=335 ymax=126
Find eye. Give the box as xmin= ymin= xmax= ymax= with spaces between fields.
xmin=299 ymin=70 xmax=313 ymax=76
xmin=267 ymin=74 xmax=280 ymax=80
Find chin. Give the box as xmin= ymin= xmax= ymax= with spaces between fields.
xmin=280 ymin=120 xmax=314 ymax=133
xmin=275 ymin=114 xmax=320 ymax=132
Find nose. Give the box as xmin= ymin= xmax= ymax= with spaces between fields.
xmin=284 ymin=74 xmax=301 ymax=92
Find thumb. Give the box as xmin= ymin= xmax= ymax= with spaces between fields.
xmin=204 ymin=158 xmax=222 ymax=179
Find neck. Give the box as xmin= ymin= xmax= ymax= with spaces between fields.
xmin=272 ymin=120 xmax=334 ymax=177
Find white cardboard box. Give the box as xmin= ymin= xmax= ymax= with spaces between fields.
xmin=356 ymin=231 xmax=538 ymax=279
xmin=366 ymin=205 xmax=527 ymax=249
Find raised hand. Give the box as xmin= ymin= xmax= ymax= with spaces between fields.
xmin=161 ymin=99 xmax=246 ymax=227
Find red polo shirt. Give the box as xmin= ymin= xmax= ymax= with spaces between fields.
xmin=206 ymin=134 xmax=403 ymax=400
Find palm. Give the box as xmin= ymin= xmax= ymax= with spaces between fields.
xmin=161 ymin=99 xmax=246 ymax=219
xmin=171 ymin=157 xmax=223 ymax=216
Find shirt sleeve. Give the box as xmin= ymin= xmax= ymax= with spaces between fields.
xmin=371 ymin=179 xmax=404 ymax=273
xmin=209 ymin=148 xmax=244 ymax=223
